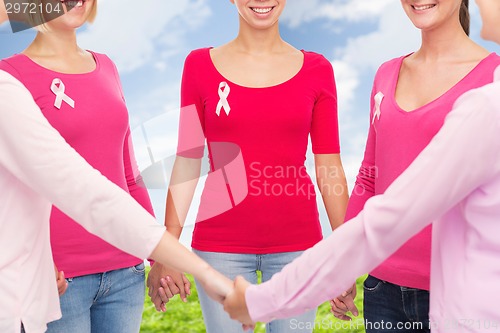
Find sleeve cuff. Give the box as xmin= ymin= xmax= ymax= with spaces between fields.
xmin=245 ymin=283 xmax=280 ymax=323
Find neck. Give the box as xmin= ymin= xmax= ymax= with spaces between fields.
xmin=27 ymin=29 xmax=80 ymax=56
xmin=417 ymin=22 xmax=471 ymax=61
xmin=0 ymin=0 xmax=6 ymax=24
xmin=232 ymin=18 xmax=285 ymax=54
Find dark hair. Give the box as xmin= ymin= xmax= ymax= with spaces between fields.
xmin=459 ymin=0 xmax=470 ymax=36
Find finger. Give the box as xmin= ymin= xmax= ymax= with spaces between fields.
xmin=154 ymin=301 xmax=162 ymax=312
xmin=147 ymin=282 xmax=154 ymax=297
xmin=160 ymin=277 xmax=180 ymax=297
xmin=58 ymin=282 xmax=67 ymax=295
xmin=330 ymin=300 xmax=351 ymax=321
xmin=56 ymin=271 xmax=65 ymax=284
xmin=152 ymin=294 xmax=163 ymax=312
xmin=148 ymin=284 xmax=161 ymax=300
xmin=152 ymin=293 xmax=168 ymax=312
xmin=331 ymin=306 xmax=349 ymax=319
xmin=146 ymin=282 xmax=155 ymax=296
xmin=182 ymin=274 xmax=192 ymax=296
xmin=234 ymin=275 xmax=251 ymax=288
xmin=158 ymin=286 xmax=173 ymax=304
xmin=341 ymin=284 xmax=356 ymax=298
xmin=331 ymin=298 xmax=348 ymax=313
xmin=147 ymin=277 xmax=161 ymax=298
xmin=330 ymin=305 xmax=346 ymax=317
xmin=159 ymin=278 xmax=175 ymax=298
xmin=242 ymin=323 xmax=256 ymax=331
xmin=165 ymin=276 xmax=181 ymax=294
xmin=171 ymin=276 xmax=187 ymax=302
xmin=332 ymin=311 xmax=352 ymax=321
xmin=341 ymin=283 xmax=357 ymax=300
xmin=56 ymin=271 xmax=67 ymax=295
xmin=333 ymin=287 xmax=359 ymax=317
xmin=59 ymin=281 xmax=68 ymax=295
xmin=341 ymin=295 xmax=359 ymax=317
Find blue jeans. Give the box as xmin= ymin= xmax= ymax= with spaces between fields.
xmin=363 ymin=275 xmax=430 ymax=333
xmin=193 ymin=250 xmax=316 ymax=333
xmin=46 ymin=262 xmax=146 ymax=333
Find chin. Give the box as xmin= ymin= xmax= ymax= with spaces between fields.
xmin=66 ymin=18 xmax=87 ymax=29
xmin=47 ymin=18 xmax=86 ymax=31
xmin=481 ymin=29 xmax=500 ymax=44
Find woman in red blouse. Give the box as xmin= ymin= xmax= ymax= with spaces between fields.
xmin=148 ymin=1 xmax=350 ymax=332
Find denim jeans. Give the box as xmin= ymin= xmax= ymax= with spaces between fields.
xmin=363 ymin=275 xmax=430 ymax=333
xmin=193 ymin=250 xmax=316 ymax=333
xmin=46 ymin=262 xmax=146 ymax=333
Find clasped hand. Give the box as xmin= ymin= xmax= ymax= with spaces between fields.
xmin=148 ymin=269 xmax=357 ymax=331
xmin=147 ymin=265 xmax=255 ymax=329
xmin=147 ymin=263 xmax=192 ymax=312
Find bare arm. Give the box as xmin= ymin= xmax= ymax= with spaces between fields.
xmin=147 ymin=156 xmax=202 ymax=310
xmin=314 ymin=154 xmax=349 ymax=230
xmin=314 ymin=153 xmax=357 ymax=319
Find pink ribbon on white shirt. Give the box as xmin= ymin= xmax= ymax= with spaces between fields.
xmin=372 ymin=92 xmax=384 ymax=124
xmin=216 ymin=81 xmax=231 ymax=116
xmin=51 ymin=78 xmax=75 ymax=110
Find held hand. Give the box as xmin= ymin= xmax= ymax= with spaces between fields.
xmin=54 ymin=264 xmax=68 ymax=296
xmin=147 ymin=263 xmax=190 ymax=312
xmin=160 ymin=273 xmax=191 ymax=303
xmin=197 ymin=267 xmax=233 ymax=304
xmin=330 ymin=283 xmax=358 ymax=321
xmin=223 ymin=276 xmax=255 ymax=329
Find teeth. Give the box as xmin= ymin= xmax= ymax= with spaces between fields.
xmin=61 ymin=0 xmax=84 ymax=8
xmin=413 ymin=4 xmax=435 ymax=10
xmin=252 ymin=7 xmax=272 ymax=14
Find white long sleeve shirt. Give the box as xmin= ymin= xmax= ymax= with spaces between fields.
xmin=247 ymin=68 xmax=500 ymax=332
xmin=0 ymin=71 xmax=165 ymax=333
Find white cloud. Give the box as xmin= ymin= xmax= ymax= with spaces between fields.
xmin=316 ymin=0 xmax=420 ymax=192
xmin=282 ymin=0 xmax=396 ymax=28
xmin=78 ymin=0 xmax=211 ymax=72
xmin=127 ymin=80 xmax=182 ymax=126
xmin=331 ymin=60 xmax=360 ymax=114
xmin=334 ymin=1 xmax=419 ymax=72
xmin=317 ymin=0 xmax=418 ymax=119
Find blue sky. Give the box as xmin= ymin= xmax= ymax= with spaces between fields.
xmin=1 ymin=0 xmax=499 ymax=246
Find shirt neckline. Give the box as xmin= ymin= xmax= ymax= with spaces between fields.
xmin=206 ymin=47 xmax=306 ymax=90
xmin=17 ymin=50 xmax=101 ymax=77
xmin=391 ymin=52 xmax=496 ymax=114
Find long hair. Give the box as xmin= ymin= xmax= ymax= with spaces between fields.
xmin=459 ymin=0 xmax=470 ymax=36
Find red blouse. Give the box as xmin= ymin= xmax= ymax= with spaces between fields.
xmin=178 ymin=48 xmax=340 ymax=253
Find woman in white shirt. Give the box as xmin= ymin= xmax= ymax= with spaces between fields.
xmin=0 ymin=4 xmax=231 ymax=333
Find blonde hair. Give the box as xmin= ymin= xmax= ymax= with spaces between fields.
xmin=86 ymin=0 xmax=97 ymax=23
xmin=28 ymin=0 xmax=97 ymax=31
